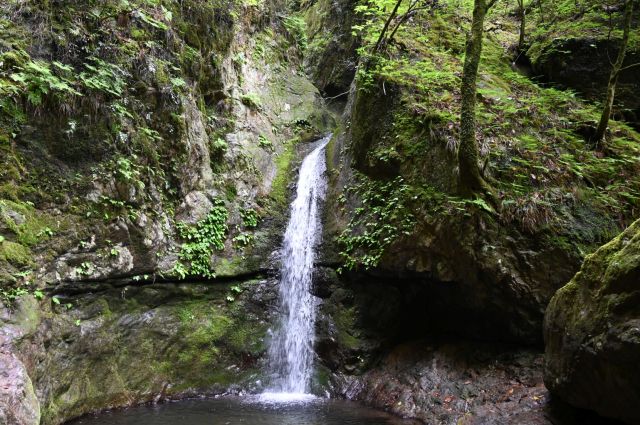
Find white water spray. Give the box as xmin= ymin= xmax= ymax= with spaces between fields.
xmin=264 ymin=136 xmax=330 ymax=398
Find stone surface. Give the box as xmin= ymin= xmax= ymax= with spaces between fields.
xmin=1 ymin=278 xmax=276 ymax=425
xmin=0 ymin=1 xmax=331 ymax=424
xmin=544 ymin=219 xmax=640 ymax=424
xmin=332 ymin=339 xmax=623 ymax=425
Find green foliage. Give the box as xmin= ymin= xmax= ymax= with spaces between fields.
xmin=527 ymin=0 xmax=640 ymax=62
xmin=7 ymin=55 xmax=81 ymax=106
xmin=282 ymin=15 xmax=308 ymax=51
xmin=347 ymin=0 xmax=640 ymax=248
xmin=0 ymin=284 xmax=29 ymax=304
xmin=232 ymin=232 xmax=253 ymax=248
xmin=240 ymin=208 xmax=259 ymax=228
xmin=115 ymin=156 xmax=142 ymax=183
xmin=75 ymin=262 xmax=94 ymax=276
xmin=211 ymin=137 xmax=229 ymax=154
xmin=174 ymin=200 xmax=229 ymax=278
xmin=258 ymin=134 xmax=273 ymax=149
xmin=78 ymin=57 xmax=127 ymax=97
xmin=338 ymin=175 xmax=416 ymax=271
xmin=240 ymin=92 xmax=261 ymax=109
xmin=0 ymin=270 xmax=37 ymax=305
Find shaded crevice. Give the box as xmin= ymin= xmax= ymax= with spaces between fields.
xmin=48 ymin=268 xmax=274 ymax=296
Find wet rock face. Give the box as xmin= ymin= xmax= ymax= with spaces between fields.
xmin=544 ymin=219 xmax=640 ymax=424
xmin=1 ymin=278 xmax=277 ymax=425
xmin=530 ymin=38 xmax=640 ymax=128
xmin=0 ymin=351 xmax=40 ymax=425
xmin=0 ymin=297 xmax=42 ymax=425
xmin=303 ymin=0 xmax=359 ymax=97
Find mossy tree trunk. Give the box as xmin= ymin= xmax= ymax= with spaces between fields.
xmin=517 ymin=0 xmax=526 ymax=50
xmin=458 ymin=0 xmax=497 ymax=195
xmin=593 ymin=0 xmax=634 ymax=147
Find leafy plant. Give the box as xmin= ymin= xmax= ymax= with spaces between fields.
xmin=211 ymin=137 xmax=229 ymax=154
xmin=232 ymin=232 xmax=253 ymax=248
xmin=240 ymin=208 xmax=259 ymax=228
xmin=282 ymin=15 xmax=308 ymax=51
xmin=338 ymin=175 xmax=416 ymax=271
xmin=174 ymin=200 xmax=229 ymax=278
xmin=240 ymin=93 xmax=261 ymax=109
xmin=78 ymin=57 xmax=127 ymax=97
xmin=9 ymin=58 xmax=81 ymax=106
xmin=258 ymin=135 xmax=272 ymax=149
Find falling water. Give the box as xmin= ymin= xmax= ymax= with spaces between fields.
xmin=265 ymin=136 xmax=330 ymax=397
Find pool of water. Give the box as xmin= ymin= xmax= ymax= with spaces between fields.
xmin=67 ymin=396 xmax=420 ymax=425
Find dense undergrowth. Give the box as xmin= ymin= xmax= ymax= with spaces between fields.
xmin=526 ymin=0 xmax=640 ymax=62
xmin=335 ymin=0 xmax=640 ymax=270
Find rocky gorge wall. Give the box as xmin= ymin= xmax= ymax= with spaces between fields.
xmin=0 ymin=0 xmax=334 ymax=423
xmin=1 ymin=0 xmax=639 ymax=424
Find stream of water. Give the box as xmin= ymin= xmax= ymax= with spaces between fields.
xmin=264 ymin=136 xmax=330 ymax=397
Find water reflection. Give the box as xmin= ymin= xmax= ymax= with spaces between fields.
xmin=67 ymin=396 xmax=419 ymax=425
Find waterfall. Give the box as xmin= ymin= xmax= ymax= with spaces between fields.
xmin=265 ymin=136 xmax=330 ymax=397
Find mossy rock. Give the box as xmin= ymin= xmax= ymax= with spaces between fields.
xmin=0 ymin=240 xmax=32 ymax=267
xmin=544 ymin=219 xmax=640 ymax=424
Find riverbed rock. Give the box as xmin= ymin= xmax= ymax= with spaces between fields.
xmin=544 ymin=219 xmax=640 ymax=424
xmin=335 ymin=339 xmax=550 ymax=425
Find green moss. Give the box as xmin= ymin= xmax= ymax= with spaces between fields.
xmin=332 ymin=305 xmax=361 ymax=350
xmin=240 ymin=93 xmax=262 ymax=109
xmin=269 ymin=138 xmax=299 ymax=206
xmin=0 ymin=240 xmax=32 ymax=267
xmin=0 ymin=199 xmax=55 ymax=246
xmin=225 ymin=319 xmax=267 ymax=354
xmin=211 ymin=255 xmax=244 ymax=278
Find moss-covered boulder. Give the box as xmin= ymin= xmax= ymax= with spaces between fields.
xmin=0 ymin=277 xmax=275 ymax=425
xmin=544 ymin=219 xmax=640 ymax=424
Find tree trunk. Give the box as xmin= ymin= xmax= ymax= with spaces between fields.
xmin=518 ymin=0 xmax=526 ymax=50
xmin=537 ymin=0 xmax=545 ymax=23
xmin=374 ymin=0 xmax=404 ymax=52
xmin=593 ymin=0 xmax=634 ymax=147
xmin=458 ymin=0 xmax=495 ymax=195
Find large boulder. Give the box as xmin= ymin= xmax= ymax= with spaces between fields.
xmin=544 ymin=219 xmax=640 ymax=424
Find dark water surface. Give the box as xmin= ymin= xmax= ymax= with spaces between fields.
xmin=67 ymin=396 xmax=419 ymax=425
